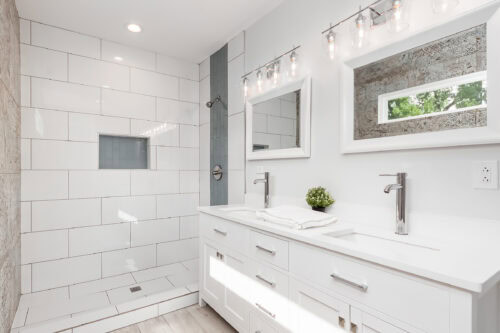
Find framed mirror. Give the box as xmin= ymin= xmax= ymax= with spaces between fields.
xmin=246 ymin=76 xmax=311 ymax=160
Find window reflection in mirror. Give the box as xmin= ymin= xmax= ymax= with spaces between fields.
xmin=252 ymin=90 xmax=300 ymax=151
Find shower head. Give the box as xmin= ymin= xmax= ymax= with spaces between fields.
xmin=206 ymin=96 xmax=221 ymax=108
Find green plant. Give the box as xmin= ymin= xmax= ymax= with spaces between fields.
xmin=306 ymin=187 xmax=335 ymax=208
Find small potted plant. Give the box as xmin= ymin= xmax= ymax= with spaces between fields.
xmin=306 ymin=187 xmax=335 ymax=212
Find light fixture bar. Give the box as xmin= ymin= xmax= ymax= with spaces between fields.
xmin=241 ymin=45 xmax=301 ymax=79
xmin=320 ymin=0 xmax=385 ymax=34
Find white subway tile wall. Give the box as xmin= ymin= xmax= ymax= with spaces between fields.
xmin=20 ymin=20 xmax=200 ymax=295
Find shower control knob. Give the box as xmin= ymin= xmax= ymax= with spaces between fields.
xmin=212 ymin=165 xmax=223 ymax=181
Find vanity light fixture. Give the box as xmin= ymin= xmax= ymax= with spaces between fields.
xmin=353 ymin=7 xmax=370 ymax=48
xmin=127 ymin=23 xmax=142 ymax=33
xmin=388 ymin=0 xmax=409 ymax=33
xmin=242 ymin=77 xmax=249 ymax=98
xmin=289 ymin=51 xmax=298 ymax=77
xmin=256 ymin=69 xmax=264 ymax=92
xmin=432 ymin=0 xmax=459 ymax=13
xmin=325 ymin=29 xmax=336 ymax=60
xmin=272 ymin=60 xmax=280 ymax=86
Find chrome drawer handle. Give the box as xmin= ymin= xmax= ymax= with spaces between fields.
xmin=255 ymin=244 xmax=276 ymax=255
xmin=330 ymin=273 xmax=368 ymax=292
xmin=255 ymin=274 xmax=276 ymax=287
xmin=213 ymin=228 xmax=227 ymax=236
xmin=255 ymin=303 xmax=276 ymax=319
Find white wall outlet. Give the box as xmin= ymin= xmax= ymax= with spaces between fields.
xmin=473 ymin=161 xmax=498 ymax=189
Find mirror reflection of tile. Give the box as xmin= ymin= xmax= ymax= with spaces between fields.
xmin=354 ymin=23 xmax=487 ymax=140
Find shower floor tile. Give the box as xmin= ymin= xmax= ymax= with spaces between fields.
xmin=12 ymin=259 xmax=199 ymax=332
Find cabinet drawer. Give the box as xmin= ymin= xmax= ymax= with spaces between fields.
xmin=248 ymin=260 xmax=289 ymax=299
xmin=249 ymin=231 xmax=289 ymax=270
xmin=290 ymin=242 xmax=449 ymax=333
xmin=200 ymin=214 xmax=248 ymax=252
xmin=250 ymin=310 xmax=279 ymax=333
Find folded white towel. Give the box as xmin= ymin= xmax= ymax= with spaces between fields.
xmin=256 ymin=205 xmax=337 ymax=229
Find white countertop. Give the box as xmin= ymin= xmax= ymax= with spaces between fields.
xmin=199 ymin=205 xmax=500 ymax=294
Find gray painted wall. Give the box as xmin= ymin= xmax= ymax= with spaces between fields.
xmin=210 ymin=45 xmax=228 ymax=205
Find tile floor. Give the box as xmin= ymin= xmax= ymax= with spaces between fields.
xmin=112 ymin=304 xmax=236 ymax=333
xmin=11 ymin=259 xmax=199 ymax=333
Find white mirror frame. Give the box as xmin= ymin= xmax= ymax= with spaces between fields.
xmin=246 ymin=76 xmax=311 ymax=160
xmin=340 ymin=1 xmax=500 ymax=154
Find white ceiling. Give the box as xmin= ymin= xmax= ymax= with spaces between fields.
xmin=15 ymin=0 xmax=284 ymax=63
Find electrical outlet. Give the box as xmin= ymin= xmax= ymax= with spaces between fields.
xmin=473 ymin=161 xmax=498 ymax=189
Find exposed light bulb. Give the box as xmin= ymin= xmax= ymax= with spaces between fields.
xmin=242 ymin=77 xmax=249 ymax=99
xmin=256 ymin=70 xmax=263 ymax=92
xmin=389 ymin=0 xmax=409 ymax=33
xmin=272 ymin=61 xmax=280 ymax=86
xmin=289 ymin=51 xmax=298 ymax=77
xmin=432 ymin=0 xmax=459 ymax=13
xmin=353 ymin=7 xmax=369 ymax=49
xmin=325 ymin=30 xmax=336 ymax=60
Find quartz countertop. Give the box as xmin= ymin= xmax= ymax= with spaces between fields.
xmin=199 ymin=205 xmax=500 ymax=293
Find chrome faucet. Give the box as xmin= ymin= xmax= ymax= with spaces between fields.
xmin=380 ymin=173 xmax=407 ymax=235
xmin=253 ymin=172 xmax=270 ymax=208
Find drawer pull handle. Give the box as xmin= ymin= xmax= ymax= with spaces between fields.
xmin=216 ymin=251 xmax=224 ymax=260
xmin=256 ymin=274 xmax=276 ymax=287
xmin=351 ymin=323 xmax=358 ymax=333
xmin=213 ymin=228 xmax=227 ymax=236
xmin=255 ymin=245 xmax=276 ymax=255
xmin=330 ymin=273 xmax=368 ymax=292
xmin=339 ymin=316 xmax=345 ymax=328
xmin=256 ymin=303 xmax=276 ymax=319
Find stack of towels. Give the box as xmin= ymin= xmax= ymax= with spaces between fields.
xmin=256 ymin=205 xmax=337 ymax=230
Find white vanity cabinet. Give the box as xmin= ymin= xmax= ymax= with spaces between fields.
xmin=199 ymin=211 xmax=497 ymax=333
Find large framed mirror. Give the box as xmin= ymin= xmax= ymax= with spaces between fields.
xmin=246 ymin=76 xmax=311 ymax=160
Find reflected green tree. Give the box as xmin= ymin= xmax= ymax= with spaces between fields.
xmin=388 ymin=80 xmax=487 ymax=120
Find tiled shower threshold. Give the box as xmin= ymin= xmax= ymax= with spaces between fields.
xmin=11 ymin=259 xmax=199 ymax=333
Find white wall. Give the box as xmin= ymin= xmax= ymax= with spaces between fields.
xmin=20 ymin=19 xmax=200 ymax=294
xmin=243 ymin=0 xmax=500 ymax=224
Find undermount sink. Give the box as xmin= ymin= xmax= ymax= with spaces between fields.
xmin=219 ymin=207 xmax=258 ymax=220
xmin=324 ymin=230 xmax=441 ymax=253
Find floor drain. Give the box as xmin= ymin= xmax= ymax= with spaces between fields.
xmin=130 ymin=286 xmax=142 ymax=293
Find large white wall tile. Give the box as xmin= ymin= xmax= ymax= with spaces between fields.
xmin=228 ymin=31 xmax=245 ymax=62
xmin=68 ymin=113 xmax=130 ymax=142
xmin=199 ymin=123 xmax=210 ymax=170
xmin=69 ymin=223 xmax=130 ymax=256
xmin=180 ymin=148 xmax=199 ymax=171
xmin=102 ymin=196 xmax=156 ymax=224
xmin=102 ymin=245 xmax=156 ymax=277
xmin=179 ymin=125 xmax=198 ymax=148
xmin=69 ymin=55 xmax=129 ymax=90
xmin=21 ymin=171 xmax=68 ymax=201
xmin=21 ymin=108 xmax=68 ymax=140
xmin=228 ymin=170 xmax=245 ymax=204
xmin=180 ymin=216 xmax=198 ymax=239
xmin=228 ymin=112 xmax=245 ymax=170
xmin=69 ymin=171 xmax=130 ymax=198
xmin=157 ymin=193 xmax=199 ymax=218
xmin=199 ymin=77 xmax=210 ymax=125
xmin=131 ymin=218 xmax=179 ymax=247
xmin=20 ymin=19 xmax=30 ymax=44
xmin=32 ymin=254 xmax=101 ymax=292
xmin=21 ymin=230 xmax=68 ymax=264
xmin=21 ymin=265 xmax=31 ymax=294
xmin=199 ymin=171 xmax=210 ymax=206
xmin=180 ymin=171 xmax=199 ymax=193
xmin=21 ymin=139 xmax=30 ymax=170
xmin=156 ymin=54 xmax=198 ymax=80
xmin=156 ymin=99 xmax=198 ymax=125
xmin=179 ymin=79 xmax=199 ymax=103
xmin=157 ymin=238 xmax=198 ymax=266
xmin=21 ymin=45 xmax=67 ymax=80
xmin=102 ymin=41 xmax=155 ymax=70
xmin=228 ymin=54 xmax=245 ymax=116
xmin=21 ymin=75 xmax=30 ymax=107
xmin=130 ymin=171 xmax=179 ymax=195
xmin=70 ymin=274 xmax=135 ymax=298
xmin=156 ymin=147 xmax=198 ymax=171
xmin=199 ymin=58 xmax=210 ymax=80
xmin=32 ymin=199 xmax=101 ymax=231
xmin=32 ymin=140 xmax=98 ymax=169
xmin=31 ymin=78 xmax=100 ymax=114
xmin=131 ymin=120 xmax=179 ymax=146
xmin=31 ymin=23 xmax=100 ymax=58
xmin=102 ymin=89 xmax=155 ymax=120
xmin=131 ymin=68 xmax=178 ymax=99
xmin=21 ymin=202 xmax=31 ymax=233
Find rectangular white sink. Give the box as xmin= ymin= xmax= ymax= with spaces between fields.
xmin=324 ymin=230 xmax=441 ymax=254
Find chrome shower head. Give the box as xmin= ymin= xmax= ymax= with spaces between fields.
xmin=206 ymin=96 xmax=221 ymax=108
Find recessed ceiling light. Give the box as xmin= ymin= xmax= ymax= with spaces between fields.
xmin=127 ymin=23 xmax=142 ymax=33
xmin=114 ymin=56 xmax=123 ymax=61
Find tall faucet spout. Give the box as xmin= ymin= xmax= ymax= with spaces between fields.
xmin=384 ymin=184 xmax=402 ymax=194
